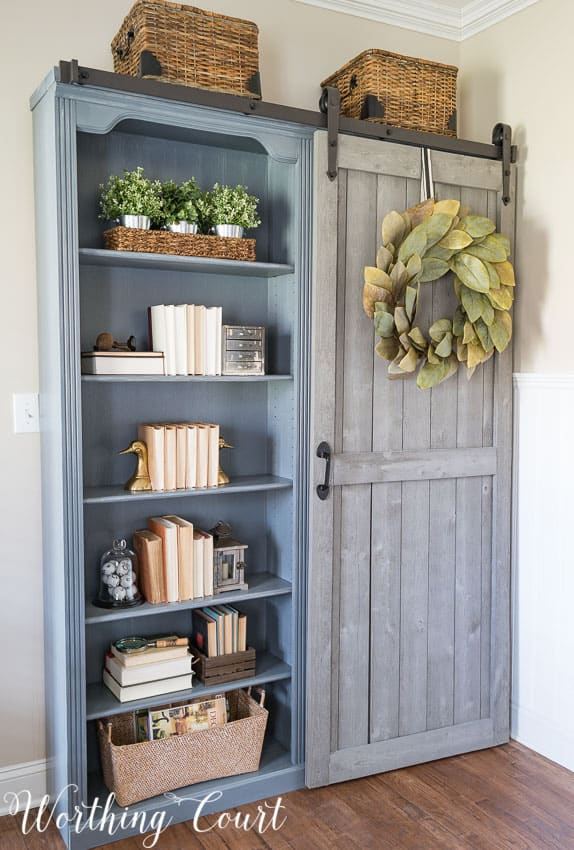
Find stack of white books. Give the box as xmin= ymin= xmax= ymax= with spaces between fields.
xmin=137 ymin=421 xmax=220 ymax=491
xmin=149 ymin=304 xmax=223 ymax=377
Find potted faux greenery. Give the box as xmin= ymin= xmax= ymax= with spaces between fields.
xmin=99 ymin=167 xmax=163 ymax=229
xmin=200 ymin=183 xmax=261 ymax=237
xmin=160 ymin=178 xmax=201 ymax=233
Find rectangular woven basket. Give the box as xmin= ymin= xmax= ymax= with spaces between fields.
xmin=97 ymin=688 xmax=268 ymax=806
xmin=103 ymin=227 xmax=256 ymax=262
xmin=321 ymin=49 xmax=458 ymax=137
xmin=112 ymin=0 xmax=262 ymax=98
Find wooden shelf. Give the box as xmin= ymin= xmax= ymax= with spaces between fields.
xmin=86 ymin=651 xmax=291 ymax=720
xmin=85 ymin=572 xmax=292 ymax=624
xmin=81 ymin=373 xmax=293 ymax=383
xmin=79 ymin=248 xmax=294 ymax=277
xmin=83 ymin=475 xmax=292 ymax=504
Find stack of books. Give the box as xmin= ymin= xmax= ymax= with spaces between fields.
xmin=191 ymin=605 xmax=247 ymax=657
xmin=137 ymin=422 xmax=220 ymax=491
xmin=149 ymin=304 xmax=223 ymax=377
xmin=81 ymin=351 xmax=165 ymax=376
xmin=103 ymin=637 xmax=193 ymax=703
xmin=133 ymin=516 xmax=214 ymax=604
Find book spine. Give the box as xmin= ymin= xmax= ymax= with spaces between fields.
xmin=164 ymin=305 xmax=177 ymax=377
xmin=150 ymin=305 xmax=168 ymax=376
xmin=174 ymin=304 xmax=188 ymax=376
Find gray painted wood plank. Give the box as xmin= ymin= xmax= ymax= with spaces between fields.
xmin=399 ymin=176 xmax=431 ymax=737
xmin=306 ymin=132 xmax=340 ymax=787
xmin=333 ymin=447 xmax=496 ymax=485
xmin=370 ymin=173 xmax=409 ymax=743
xmin=337 ymin=166 xmax=377 ymax=749
xmin=431 ymin=151 xmax=501 ymax=191
xmin=490 ymin=169 xmax=516 ymax=740
xmin=337 ymin=133 xmax=421 ymax=179
xmin=330 ymin=167 xmax=348 ymax=754
xmin=453 ymin=186 xmax=489 ymax=727
xmin=426 ymin=180 xmax=460 ymax=731
xmin=329 ymin=718 xmax=494 ymax=783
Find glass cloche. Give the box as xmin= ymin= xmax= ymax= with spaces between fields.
xmin=94 ymin=538 xmax=143 ymax=609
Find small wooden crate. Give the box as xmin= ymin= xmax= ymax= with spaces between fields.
xmin=112 ymin=0 xmax=262 ymax=98
xmin=193 ymin=646 xmax=256 ymax=686
xmin=321 ymin=49 xmax=458 ymax=137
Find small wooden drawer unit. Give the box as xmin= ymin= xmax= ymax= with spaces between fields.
xmin=222 ymin=325 xmax=265 ymax=375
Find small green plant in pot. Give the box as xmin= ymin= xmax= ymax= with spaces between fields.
xmin=202 ymin=183 xmax=261 ymax=237
xmin=160 ymin=178 xmax=201 ymax=233
xmin=99 ymin=167 xmax=163 ymax=229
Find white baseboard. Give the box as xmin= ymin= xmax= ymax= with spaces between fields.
xmin=0 ymin=759 xmax=47 ymax=816
xmin=511 ymin=701 xmax=574 ymax=771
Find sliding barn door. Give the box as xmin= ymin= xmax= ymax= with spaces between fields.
xmin=306 ymin=130 xmax=515 ymax=786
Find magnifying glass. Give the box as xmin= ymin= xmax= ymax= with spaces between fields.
xmin=114 ymin=636 xmax=189 ymax=655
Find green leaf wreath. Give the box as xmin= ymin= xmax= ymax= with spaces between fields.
xmin=363 ymin=198 xmax=515 ymax=389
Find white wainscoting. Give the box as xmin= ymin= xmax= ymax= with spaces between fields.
xmin=512 ymin=373 xmax=574 ymax=770
xmin=0 ymin=759 xmax=47 ymax=815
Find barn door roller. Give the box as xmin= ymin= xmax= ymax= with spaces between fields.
xmin=492 ymin=123 xmax=516 ymax=205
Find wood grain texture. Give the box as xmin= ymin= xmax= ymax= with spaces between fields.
xmin=6 ymin=742 xmax=572 ymax=850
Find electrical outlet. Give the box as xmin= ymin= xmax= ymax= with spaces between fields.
xmin=13 ymin=393 xmax=40 ymax=433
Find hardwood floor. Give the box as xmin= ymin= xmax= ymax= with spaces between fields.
xmin=1 ymin=742 xmax=573 ymax=849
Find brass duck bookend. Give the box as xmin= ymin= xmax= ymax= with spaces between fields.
xmin=218 ymin=437 xmax=234 ymax=485
xmin=118 ymin=440 xmax=152 ymax=492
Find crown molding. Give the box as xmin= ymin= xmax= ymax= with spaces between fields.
xmin=294 ymin=0 xmax=539 ymax=41
xmin=461 ymin=0 xmax=538 ymax=39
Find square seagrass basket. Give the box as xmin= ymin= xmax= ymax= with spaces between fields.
xmin=97 ymin=688 xmax=268 ymax=806
xmin=112 ymin=0 xmax=262 ymax=98
xmin=321 ymin=49 xmax=458 ymax=137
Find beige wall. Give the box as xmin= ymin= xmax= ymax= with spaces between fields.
xmin=0 ymin=1 xmax=457 ymax=768
xmin=459 ymin=0 xmax=571 ymax=372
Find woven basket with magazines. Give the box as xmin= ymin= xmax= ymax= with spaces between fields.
xmin=97 ymin=688 xmax=268 ymax=806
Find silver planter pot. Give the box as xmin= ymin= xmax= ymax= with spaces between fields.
xmin=119 ymin=214 xmax=151 ymax=230
xmin=215 ymin=224 xmax=244 ymax=238
xmin=166 ymin=221 xmax=199 ymax=234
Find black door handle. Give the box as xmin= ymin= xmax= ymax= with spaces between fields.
xmin=316 ymin=441 xmax=331 ymax=500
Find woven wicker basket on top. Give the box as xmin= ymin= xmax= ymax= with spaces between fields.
xmin=112 ymin=0 xmax=262 ymax=98
xmin=321 ymin=49 xmax=458 ymax=137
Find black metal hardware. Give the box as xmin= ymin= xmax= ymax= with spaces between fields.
xmin=316 ymin=442 xmax=331 ymax=500
xmin=492 ymin=123 xmax=516 ymax=205
xmin=247 ymin=71 xmax=262 ymax=98
xmin=360 ymin=94 xmax=385 ymax=121
xmin=139 ymin=50 xmax=162 ymax=78
xmin=320 ymin=86 xmax=340 ymax=181
xmin=56 ymin=61 xmax=511 ymax=162
xmin=447 ymin=109 xmax=457 ymax=134
xmin=117 ymin=29 xmax=135 ymax=60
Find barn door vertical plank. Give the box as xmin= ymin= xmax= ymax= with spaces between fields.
xmin=330 ymin=169 xmax=348 ymax=753
xmin=491 ymin=171 xmax=516 ymax=741
xmin=337 ymin=168 xmax=377 ymax=749
xmin=398 ymin=177 xmax=431 ymax=737
xmin=478 ymin=188 xmax=498 ymax=718
xmin=426 ymin=182 xmax=460 ymax=731
xmin=370 ymin=175 xmax=408 ymax=743
xmin=453 ymin=187 xmax=488 ymax=725
xmin=306 ymin=133 xmax=339 ymax=787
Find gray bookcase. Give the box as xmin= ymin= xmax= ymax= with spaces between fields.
xmin=32 ymin=69 xmax=313 ymax=850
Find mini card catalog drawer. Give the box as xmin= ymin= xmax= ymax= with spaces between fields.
xmin=222 ymin=325 xmax=265 ymax=375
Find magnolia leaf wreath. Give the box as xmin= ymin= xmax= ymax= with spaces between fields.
xmin=362 ymin=198 xmax=515 ymax=390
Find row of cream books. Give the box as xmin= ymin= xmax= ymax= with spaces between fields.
xmin=149 ymin=303 xmax=223 ymax=376
xmin=133 ymin=516 xmax=214 ymax=604
xmin=136 ymin=694 xmax=228 ymax=741
xmin=137 ymin=421 xmax=220 ymax=491
xmin=103 ymin=637 xmax=193 ymax=703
